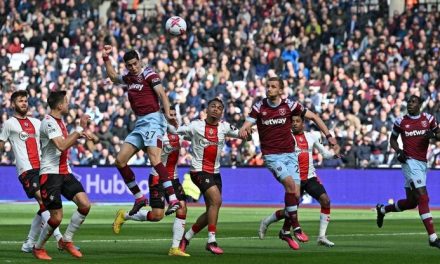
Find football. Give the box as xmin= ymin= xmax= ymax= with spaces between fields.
xmin=165 ymin=16 xmax=187 ymax=36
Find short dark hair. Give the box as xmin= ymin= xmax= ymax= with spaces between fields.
xmin=409 ymin=95 xmax=423 ymax=105
xmin=11 ymin=90 xmax=28 ymax=102
xmin=267 ymin=76 xmax=284 ymax=89
xmin=123 ymin=50 xmax=140 ymax=62
xmin=169 ymin=105 xmax=176 ymax=111
xmin=48 ymin=90 xmax=67 ymax=109
xmin=207 ymin=98 xmax=225 ymax=109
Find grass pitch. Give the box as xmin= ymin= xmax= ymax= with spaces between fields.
xmin=0 ymin=204 xmax=438 ymax=263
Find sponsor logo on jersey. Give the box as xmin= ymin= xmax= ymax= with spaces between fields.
xmin=198 ymin=138 xmax=222 ymax=148
xmin=19 ymin=131 xmax=30 ymax=141
xmin=262 ymin=118 xmax=287 ymax=125
xmin=128 ymin=83 xmax=143 ymax=91
xmin=404 ymin=129 xmax=427 ymax=137
xmin=162 ymin=144 xmax=180 ymax=154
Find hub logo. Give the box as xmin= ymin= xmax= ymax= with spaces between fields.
xmin=83 ymin=174 xmax=150 ymax=195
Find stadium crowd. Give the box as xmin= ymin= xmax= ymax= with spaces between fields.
xmin=0 ymin=0 xmax=439 ymax=168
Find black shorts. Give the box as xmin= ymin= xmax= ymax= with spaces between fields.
xmin=149 ymin=175 xmax=185 ymax=209
xmin=190 ymin=171 xmax=222 ymax=194
xmin=39 ymin=173 xmax=85 ymax=210
xmin=19 ymin=169 xmax=40 ymax=199
xmin=300 ymin=177 xmax=327 ymax=201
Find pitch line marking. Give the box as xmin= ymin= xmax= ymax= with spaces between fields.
xmin=0 ymin=232 xmax=426 ymax=245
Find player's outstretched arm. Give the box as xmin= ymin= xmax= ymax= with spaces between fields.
xmin=154 ymin=84 xmax=177 ymax=127
xmin=238 ymin=120 xmax=253 ymax=139
xmin=303 ymin=109 xmax=338 ymax=147
xmin=102 ymin=45 xmax=121 ymax=84
xmin=51 ymin=115 xmax=90 ymax=151
xmin=314 ymin=138 xmax=338 ymax=159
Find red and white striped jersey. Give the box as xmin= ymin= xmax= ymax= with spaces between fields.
xmin=293 ymin=132 xmax=333 ymax=181
xmin=151 ymin=133 xmax=184 ymax=180
xmin=40 ymin=115 xmax=72 ymax=175
xmin=176 ymin=120 xmax=240 ymax=174
xmin=0 ymin=117 xmax=41 ymax=175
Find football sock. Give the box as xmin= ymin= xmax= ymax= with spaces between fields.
xmin=172 ymin=214 xmax=186 ymax=248
xmin=284 ymin=193 xmax=299 ymax=229
xmin=154 ymin=164 xmax=178 ymax=201
xmin=63 ymin=208 xmax=89 ymax=242
xmin=263 ymin=210 xmax=284 ymax=226
xmin=41 ymin=210 xmax=62 ymax=241
xmin=125 ymin=210 xmax=156 ymax=221
xmin=418 ymin=194 xmax=436 ymax=236
xmin=35 ymin=218 xmax=60 ymax=249
xmin=319 ymin=207 xmax=331 ymax=237
xmin=27 ymin=212 xmax=42 ymax=243
xmin=207 ymin=224 xmax=216 ymax=243
xmin=385 ymin=199 xmax=417 ymax=213
xmin=185 ymin=224 xmax=201 ymax=241
xmin=117 ymin=165 xmax=143 ymax=198
xmin=282 ymin=218 xmax=291 ymax=233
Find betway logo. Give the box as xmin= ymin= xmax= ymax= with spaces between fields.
xmin=262 ymin=118 xmax=287 ymax=125
xmin=405 ymin=130 xmax=427 ymax=137
xmin=128 ymin=84 xmax=143 ymax=91
xmin=83 ymin=174 xmax=150 ymax=194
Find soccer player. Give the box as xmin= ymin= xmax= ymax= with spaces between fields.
xmin=0 ymin=90 xmax=63 ymax=252
xmin=238 ymin=76 xmax=337 ymax=250
xmin=177 ymin=98 xmax=248 ymax=255
xmin=32 ymin=91 xmax=91 ymax=260
xmin=112 ymin=106 xmax=189 ymax=257
xmin=376 ymin=95 xmax=440 ymax=249
xmin=102 ymin=45 xmax=180 ymax=216
xmin=259 ymin=115 xmax=340 ymax=247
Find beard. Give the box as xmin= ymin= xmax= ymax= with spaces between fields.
xmin=15 ymin=106 xmax=28 ymax=116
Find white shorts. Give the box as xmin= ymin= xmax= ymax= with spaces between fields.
xmin=402 ymin=158 xmax=427 ymax=189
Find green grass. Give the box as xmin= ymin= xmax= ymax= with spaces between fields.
xmin=0 ymin=204 xmax=439 ymax=263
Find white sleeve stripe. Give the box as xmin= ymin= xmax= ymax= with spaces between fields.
xmin=252 ymin=105 xmax=260 ymax=113
xmin=144 ymin=72 xmax=155 ymax=79
xmin=290 ymin=101 xmax=298 ymax=110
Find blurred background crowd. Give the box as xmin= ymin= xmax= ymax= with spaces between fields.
xmin=0 ymin=0 xmax=439 ymax=169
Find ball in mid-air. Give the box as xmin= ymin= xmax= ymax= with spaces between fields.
xmin=165 ymin=16 xmax=187 ymax=36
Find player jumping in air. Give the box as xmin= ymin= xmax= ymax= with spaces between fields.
xmin=239 ymin=76 xmax=338 ymax=250
xmin=259 ymin=115 xmax=340 ymax=247
xmin=102 ymin=45 xmax=180 ymax=216
xmin=112 ymin=106 xmax=189 ymax=257
xmin=376 ymin=95 xmax=440 ymax=249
